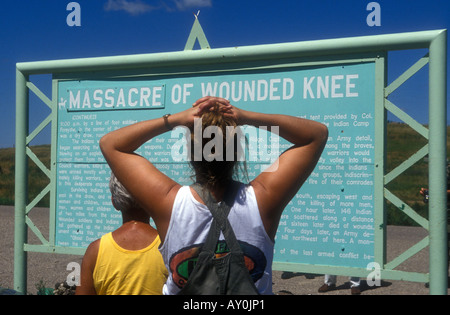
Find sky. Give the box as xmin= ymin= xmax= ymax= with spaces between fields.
xmin=0 ymin=0 xmax=449 ymax=148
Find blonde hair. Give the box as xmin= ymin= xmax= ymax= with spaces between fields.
xmin=189 ymin=104 xmax=246 ymax=188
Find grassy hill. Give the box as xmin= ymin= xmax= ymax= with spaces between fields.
xmin=1 ymin=123 xmax=449 ymax=225
xmin=0 ymin=145 xmax=50 ymax=207
xmin=386 ymin=123 xmax=433 ymax=225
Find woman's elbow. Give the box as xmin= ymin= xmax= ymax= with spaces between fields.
xmin=99 ymin=133 xmax=113 ymax=157
xmin=316 ymin=123 xmax=329 ymax=145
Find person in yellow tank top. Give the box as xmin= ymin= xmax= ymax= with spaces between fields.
xmin=76 ymin=173 xmax=168 ymax=295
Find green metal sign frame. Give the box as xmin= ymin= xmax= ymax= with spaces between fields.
xmin=15 ymin=28 xmax=447 ymax=294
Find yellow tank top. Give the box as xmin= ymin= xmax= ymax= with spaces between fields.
xmin=93 ymin=232 xmax=168 ymax=295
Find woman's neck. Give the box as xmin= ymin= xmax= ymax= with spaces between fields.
xmin=196 ymin=179 xmax=231 ymax=202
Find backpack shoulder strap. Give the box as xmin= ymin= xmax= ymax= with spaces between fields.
xmin=190 ymin=181 xmax=242 ymax=253
xmin=190 ymin=181 xmax=240 ymax=220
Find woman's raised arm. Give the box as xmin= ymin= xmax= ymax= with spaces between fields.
xmin=99 ymin=105 xmax=206 ymax=241
xmin=239 ymin=110 xmax=328 ymax=240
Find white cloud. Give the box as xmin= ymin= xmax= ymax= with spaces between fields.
xmin=174 ymin=0 xmax=212 ymax=10
xmin=104 ymin=0 xmax=212 ymax=15
xmin=104 ymin=0 xmax=157 ymax=15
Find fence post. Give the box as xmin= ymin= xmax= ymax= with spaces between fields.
xmin=14 ymin=68 xmax=29 ymax=294
xmin=428 ymin=30 xmax=448 ymax=295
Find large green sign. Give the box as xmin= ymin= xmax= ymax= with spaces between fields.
xmin=56 ymin=61 xmax=376 ymax=269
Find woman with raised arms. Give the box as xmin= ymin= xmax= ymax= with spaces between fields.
xmin=100 ymin=96 xmax=328 ymax=294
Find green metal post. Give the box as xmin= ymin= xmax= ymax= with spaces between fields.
xmin=428 ymin=30 xmax=448 ymax=295
xmin=374 ymin=53 xmax=388 ymax=269
xmin=14 ymin=69 xmax=29 ymax=294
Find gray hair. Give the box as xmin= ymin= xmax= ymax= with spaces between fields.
xmin=109 ymin=172 xmax=137 ymax=211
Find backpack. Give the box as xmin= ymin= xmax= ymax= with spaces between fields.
xmin=177 ymin=182 xmax=260 ymax=295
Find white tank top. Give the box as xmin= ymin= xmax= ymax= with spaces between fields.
xmin=159 ymin=183 xmax=274 ymax=295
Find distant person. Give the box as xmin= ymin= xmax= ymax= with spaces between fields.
xmin=419 ymin=164 xmax=450 ymax=206
xmin=419 ymin=163 xmax=450 ymax=267
xmin=76 ymin=173 xmax=168 ymax=295
xmin=99 ymin=96 xmax=328 ymax=294
xmin=318 ymin=275 xmax=361 ymax=295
